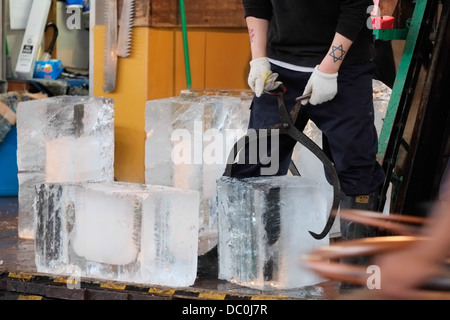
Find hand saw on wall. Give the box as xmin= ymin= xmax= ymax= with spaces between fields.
xmin=103 ymin=0 xmax=135 ymax=93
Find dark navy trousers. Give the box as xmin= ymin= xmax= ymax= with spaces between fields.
xmin=230 ymin=61 xmax=385 ymax=196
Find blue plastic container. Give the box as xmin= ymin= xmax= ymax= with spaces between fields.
xmin=0 ymin=125 xmax=19 ymax=196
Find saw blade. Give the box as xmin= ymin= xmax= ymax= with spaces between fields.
xmin=103 ymin=0 xmax=118 ymax=93
xmin=117 ymin=0 xmax=135 ymax=58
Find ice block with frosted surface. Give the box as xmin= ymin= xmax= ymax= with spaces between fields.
xmin=217 ymin=176 xmax=331 ymax=290
xmin=34 ymin=182 xmax=200 ymax=287
xmin=16 ymin=96 xmax=115 ymax=239
xmin=145 ymin=92 xmax=251 ymax=255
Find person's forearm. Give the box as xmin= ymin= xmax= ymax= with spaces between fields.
xmin=245 ymin=17 xmax=269 ymax=60
xmin=318 ymin=32 xmax=353 ymax=74
xmin=414 ymin=199 xmax=450 ymax=264
xmin=410 ymin=174 xmax=450 ymax=264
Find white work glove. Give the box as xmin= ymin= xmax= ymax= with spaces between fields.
xmin=301 ymin=66 xmax=338 ymax=105
xmin=248 ymin=57 xmax=282 ymax=97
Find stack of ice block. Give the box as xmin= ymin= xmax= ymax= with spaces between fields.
xmin=34 ymin=182 xmax=200 ymax=287
xmin=217 ymin=176 xmax=331 ymax=290
xmin=16 ymin=96 xmax=115 ymax=239
xmin=145 ymin=92 xmax=251 ymax=255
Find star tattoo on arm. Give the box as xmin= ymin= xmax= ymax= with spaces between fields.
xmin=329 ymin=44 xmax=347 ymax=63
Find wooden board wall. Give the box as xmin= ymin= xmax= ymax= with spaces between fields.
xmin=118 ymin=0 xmax=246 ymax=28
xmin=378 ymin=0 xmax=399 ymax=16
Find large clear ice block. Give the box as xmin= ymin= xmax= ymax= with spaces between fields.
xmin=217 ymin=176 xmax=331 ymax=290
xmin=35 ymin=182 xmax=200 ymax=287
xmin=17 ymin=95 xmax=114 ymax=174
xmin=145 ymin=92 xmax=251 ymax=255
xmin=16 ymin=96 xmax=115 ymax=239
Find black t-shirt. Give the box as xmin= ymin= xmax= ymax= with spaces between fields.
xmin=242 ymin=0 xmax=375 ymax=67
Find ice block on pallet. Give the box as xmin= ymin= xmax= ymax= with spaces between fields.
xmin=35 ymin=182 xmax=200 ymax=287
xmin=145 ymin=93 xmax=251 ymax=255
xmin=217 ymin=176 xmax=331 ymax=290
xmin=16 ymin=96 xmax=115 ymax=239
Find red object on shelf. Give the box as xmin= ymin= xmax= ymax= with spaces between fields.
xmin=372 ymin=16 xmax=395 ymax=29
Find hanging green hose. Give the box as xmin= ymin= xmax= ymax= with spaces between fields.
xmin=179 ymin=0 xmax=192 ymax=89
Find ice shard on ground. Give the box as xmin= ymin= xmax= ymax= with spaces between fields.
xmin=34 ymin=182 xmax=199 ymax=287
xmin=16 ymin=96 xmax=115 ymax=239
xmin=217 ymin=176 xmax=331 ymax=290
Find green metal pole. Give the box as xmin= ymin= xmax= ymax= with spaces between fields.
xmin=179 ymin=0 xmax=192 ymax=89
xmin=376 ymin=0 xmax=428 ymax=163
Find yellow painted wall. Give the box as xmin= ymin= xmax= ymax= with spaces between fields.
xmin=93 ymin=26 xmax=251 ymax=183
